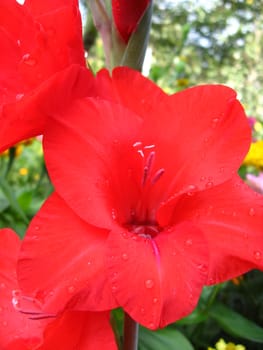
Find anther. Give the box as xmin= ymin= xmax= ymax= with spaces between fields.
xmin=142 ymin=151 xmax=155 ymax=186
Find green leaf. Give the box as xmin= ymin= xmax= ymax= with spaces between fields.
xmin=17 ymin=190 xmax=33 ymax=212
xmin=138 ymin=326 xmax=194 ymax=350
xmin=208 ymin=302 xmax=263 ymax=343
xmin=0 ymin=177 xmax=28 ymax=224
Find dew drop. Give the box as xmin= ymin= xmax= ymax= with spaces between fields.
xmin=187 ymin=185 xmax=197 ymax=196
xmin=148 ymin=322 xmax=155 ymax=329
xmin=87 ymin=261 xmax=92 ymax=266
xmin=35 ymin=225 xmax=40 ymax=231
xmin=211 ymin=117 xmax=220 ymax=127
xmin=145 ymin=279 xmax=154 ymax=289
xmin=111 ymin=209 xmax=117 ymax=220
xmin=0 ymin=306 xmax=3 ymax=312
xmin=112 ymin=272 xmax=118 ymax=279
xmin=171 ymin=250 xmax=177 ymax=256
xmin=111 ymin=286 xmax=117 ymax=293
xmin=185 ymin=239 xmax=193 ymax=246
xmin=254 ymin=251 xmax=262 ymax=261
xmin=17 ymin=39 xmax=21 ymax=47
xmin=2 ymin=321 xmax=7 ymax=327
xmin=249 ymin=207 xmax=255 ymax=216
xmin=140 ymin=308 xmax=145 ymax=314
xmin=22 ymin=53 xmax=37 ymax=66
xmin=197 ymin=264 xmax=207 ymax=273
xmin=16 ymin=93 xmax=24 ymax=101
xmin=200 ymin=176 xmax=206 ymax=182
xmin=122 ymin=253 xmax=128 ymax=261
xmin=67 ymin=286 xmax=75 ymax=294
xmin=0 ymin=283 xmax=6 ymax=289
xmin=206 ymin=181 xmax=213 ymax=188
xmin=153 ymin=298 xmax=158 ymax=304
xmin=122 ymin=232 xmax=129 ymax=239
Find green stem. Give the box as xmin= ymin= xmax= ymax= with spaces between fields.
xmin=123 ymin=313 xmax=139 ymax=350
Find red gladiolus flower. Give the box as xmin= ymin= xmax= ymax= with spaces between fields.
xmin=0 ymin=228 xmax=117 ymax=350
xmin=112 ymin=0 xmax=151 ymax=43
xmin=18 ymin=68 xmax=263 ymax=329
xmin=0 ymin=0 xmax=93 ymax=152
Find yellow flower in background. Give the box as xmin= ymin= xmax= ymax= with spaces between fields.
xmin=243 ymin=140 xmax=263 ymax=168
xmin=19 ymin=167 xmax=28 ymax=176
xmin=176 ymin=78 xmax=190 ymax=87
xmin=232 ymin=275 xmax=244 ymax=286
xmin=208 ymin=338 xmax=246 ymax=350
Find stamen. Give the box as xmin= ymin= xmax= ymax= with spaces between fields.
xmin=142 ymin=151 xmax=156 ymax=186
xmin=151 ymin=168 xmax=165 ymax=184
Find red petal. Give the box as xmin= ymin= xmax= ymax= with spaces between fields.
xmin=18 ymin=193 xmax=116 ymax=313
xmin=1 ymin=65 xmax=93 ymax=151
xmin=0 ymin=0 xmax=86 ymax=151
xmin=106 ymin=222 xmax=208 ymax=328
xmin=38 ymin=311 xmax=117 ymax=350
xmin=159 ymin=175 xmax=263 ymax=284
xmin=0 ymin=229 xmax=44 ymax=349
xmin=112 ymin=0 xmax=151 ymax=43
xmin=24 ymin=0 xmax=79 ymax=15
xmin=96 ymin=67 xmax=166 ymax=116
xmin=44 ymin=98 xmax=143 ymax=229
xmin=142 ymin=85 xmax=251 ymax=199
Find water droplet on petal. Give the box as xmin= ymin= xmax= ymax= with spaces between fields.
xmin=197 ymin=264 xmax=207 ymax=273
xmin=153 ymin=298 xmax=158 ymax=304
xmin=35 ymin=226 xmax=40 ymax=231
xmin=185 ymin=239 xmax=193 ymax=246
xmin=122 ymin=253 xmax=128 ymax=261
xmin=200 ymin=176 xmax=206 ymax=182
xmin=0 ymin=283 xmax=6 ymax=289
xmin=87 ymin=261 xmax=92 ymax=266
xmin=22 ymin=53 xmax=36 ymax=66
xmin=249 ymin=207 xmax=255 ymax=216
xmin=187 ymin=185 xmax=197 ymax=196
xmin=206 ymin=181 xmax=213 ymax=189
xmin=211 ymin=117 xmax=220 ymax=128
xmin=111 ymin=286 xmax=117 ymax=293
xmin=111 ymin=209 xmax=117 ymax=220
xmin=140 ymin=308 xmax=145 ymax=314
xmin=145 ymin=279 xmax=154 ymax=289
xmin=2 ymin=321 xmax=7 ymax=327
xmin=67 ymin=286 xmax=75 ymax=294
xmin=17 ymin=39 xmax=21 ymax=47
xmin=16 ymin=93 xmax=24 ymax=101
xmin=254 ymin=251 xmax=262 ymax=261
xmin=148 ymin=322 xmax=155 ymax=329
